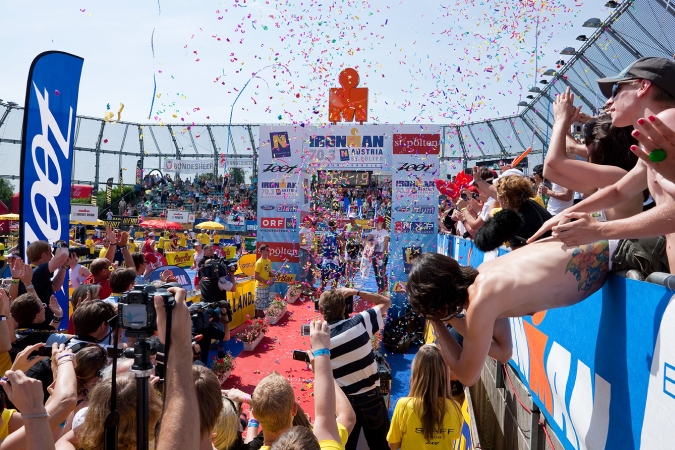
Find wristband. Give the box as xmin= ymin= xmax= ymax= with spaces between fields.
xmin=0 ymin=316 xmax=6 ymax=322
xmin=57 ymin=354 xmax=73 ymax=362
xmin=312 ymin=348 xmax=331 ymax=357
xmin=247 ymin=419 xmax=259 ymax=428
xmin=26 ymin=284 xmax=34 ymax=290
xmin=52 ymin=316 xmax=62 ymax=322
xmin=10 ymin=279 xmax=19 ymax=284
xmin=243 ymin=394 xmax=251 ymax=404
xmin=21 ymin=413 xmax=49 ymax=419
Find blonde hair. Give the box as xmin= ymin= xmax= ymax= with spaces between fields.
xmin=251 ymin=371 xmax=295 ymax=433
xmin=213 ymin=396 xmax=241 ymax=450
xmin=495 ymin=175 xmax=534 ymax=210
xmin=71 ymin=284 xmax=101 ymax=311
xmin=407 ymin=345 xmax=460 ymax=442
xmin=77 ymin=373 xmax=163 ymax=450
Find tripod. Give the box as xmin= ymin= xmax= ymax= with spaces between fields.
xmin=130 ymin=337 xmax=155 ymax=450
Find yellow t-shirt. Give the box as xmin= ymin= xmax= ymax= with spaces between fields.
xmin=0 ymin=242 xmax=4 ymax=261
xmin=0 ymin=409 xmax=15 ymax=440
xmin=99 ymin=247 xmax=107 ymax=259
xmin=199 ymin=233 xmax=211 ymax=245
xmin=86 ymin=238 xmax=95 ymax=254
xmin=129 ymin=242 xmax=138 ymax=253
xmin=179 ymin=235 xmax=187 ymax=248
xmin=387 ymin=397 xmax=462 ymax=449
xmin=254 ymin=257 xmax=271 ymax=289
xmin=163 ymin=240 xmax=174 ymax=252
xmin=0 ymin=352 xmax=11 ymax=377
xmin=158 ymin=236 xmax=166 ymax=251
xmin=259 ymin=423 xmax=348 ymax=450
xmin=533 ymin=196 xmax=546 ymax=208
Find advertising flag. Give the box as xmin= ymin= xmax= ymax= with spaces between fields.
xmin=135 ymin=159 xmax=142 ymax=185
xmin=105 ymin=177 xmax=113 ymax=205
xmin=119 ymin=168 xmax=124 ymax=192
xmin=19 ymin=51 xmax=84 ymax=328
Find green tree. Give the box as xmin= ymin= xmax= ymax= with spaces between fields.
xmin=228 ymin=168 xmax=245 ymax=185
xmin=0 ymin=179 xmax=14 ymax=207
xmin=95 ymin=186 xmax=137 ymax=216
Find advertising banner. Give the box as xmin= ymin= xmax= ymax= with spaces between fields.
xmin=226 ymin=279 xmax=256 ymax=329
xmin=70 ymin=184 xmax=93 ymax=199
xmin=164 ymin=249 xmax=195 ymax=268
xmin=149 ymin=265 xmax=192 ymax=291
xmin=19 ymin=51 xmax=84 ymax=329
xmin=136 ymin=159 xmax=142 ymax=185
xmin=103 ymin=215 xmax=139 ymax=230
xmin=105 ymin=177 xmax=113 ymax=205
xmin=228 ymin=158 xmax=254 ymax=168
xmin=257 ymin=126 xmax=302 ymax=288
xmin=163 ymin=158 xmax=215 ymax=173
xmin=302 ymin=124 xmax=392 ymax=171
xmin=70 ymin=204 xmax=98 ymax=223
xmin=167 ymin=210 xmax=191 ymax=224
xmin=389 ymin=127 xmax=440 ymax=318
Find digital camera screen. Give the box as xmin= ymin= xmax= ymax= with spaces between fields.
xmin=122 ymin=304 xmax=148 ymax=329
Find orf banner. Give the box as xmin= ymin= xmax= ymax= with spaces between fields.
xmin=389 ymin=127 xmax=440 ymax=318
xmin=19 ymin=51 xmax=84 ymax=329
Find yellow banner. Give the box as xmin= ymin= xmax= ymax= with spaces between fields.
xmin=164 ymin=249 xmax=195 ymax=267
xmin=275 ymin=273 xmax=297 ymax=284
xmin=219 ymin=246 xmax=236 ymax=259
xmin=226 ymin=278 xmax=256 ymax=329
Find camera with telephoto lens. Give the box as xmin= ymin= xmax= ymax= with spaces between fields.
xmin=52 ymin=240 xmax=91 ymax=258
xmin=199 ymin=257 xmax=238 ymax=279
xmin=118 ymin=284 xmax=174 ymax=338
xmin=189 ymin=300 xmax=232 ymax=331
xmin=374 ymin=350 xmax=392 ymax=396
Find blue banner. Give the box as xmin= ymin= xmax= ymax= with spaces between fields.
xmin=149 ymin=265 xmax=192 ymax=291
xmin=20 ymin=51 xmax=84 ymax=329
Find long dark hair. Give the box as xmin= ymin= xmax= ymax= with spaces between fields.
xmin=585 ymin=116 xmax=638 ymax=172
xmin=406 ymin=253 xmax=478 ymax=318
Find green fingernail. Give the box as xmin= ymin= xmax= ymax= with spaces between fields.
xmin=649 ymin=149 xmax=667 ymax=163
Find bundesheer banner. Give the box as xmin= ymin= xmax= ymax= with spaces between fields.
xmin=390 ymin=127 xmax=440 ymax=318
xmin=70 ymin=204 xmax=98 ymax=223
xmin=228 ymin=158 xmax=254 ymax=168
xmin=163 ymin=158 xmax=215 ymax=173
xmin=257 ymin=126 xmax=302 ymax=292
xmin=19 ymin=51 xmax=84 ymax=329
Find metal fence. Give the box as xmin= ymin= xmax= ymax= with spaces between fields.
xmin=0 ymin=0 xmax=673 ymax=186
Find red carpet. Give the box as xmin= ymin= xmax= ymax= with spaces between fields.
xmin=222 ymin=297 xmax=322 ymax=419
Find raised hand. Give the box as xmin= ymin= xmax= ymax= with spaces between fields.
xmin=553 ymin=87 xmax=582 ymax=125
xmin=49 ymin=295 xmax=63 ymax=318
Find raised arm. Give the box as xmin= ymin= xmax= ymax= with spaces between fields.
xmin=48 ymin=248 xmax=69 ymax=275
xmin=528 ymin=159 xmax=649 ymax=243
xmin=310 ymin=320 xmax=344 ymax=443
xmin=447 ymin=316 xmax=512 ymax=365
xmin=342 ymin=287 xmax=391 ymax=315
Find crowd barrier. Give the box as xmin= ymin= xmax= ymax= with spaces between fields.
xmin=436 ymin=234 xmax=675 ymax=450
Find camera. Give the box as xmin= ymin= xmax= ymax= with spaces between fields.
xmin=374 ymin=350 xmax=392 ymax=396
xmin=52 ymin=240 xmax=91 ymax=258
xmin=118 ymin=285 xmax=174 ymax=338
xmin=292 ymin=349 xmax=310 ymax=363
xmin=189 ymin=300 xmax=232 ymax=331
xmin=314 ymin=295 xmax=353 ymax=319
xmin=571 ymin=121 xmax=583 ymax=136
xmin=199 ymin=257 xmax=238 ymax=279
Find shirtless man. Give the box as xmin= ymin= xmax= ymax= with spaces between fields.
xmin=407 ymin=240 xmax=611 ymax=386
xmin=528 ymin=57 xmax=675 ymax=271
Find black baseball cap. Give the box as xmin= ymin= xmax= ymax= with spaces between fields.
xmin=596 ymin=57 xmax=675 ymax=99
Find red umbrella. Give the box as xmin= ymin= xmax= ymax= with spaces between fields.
xmin=139 ymin=219 xmax=183 ymax=230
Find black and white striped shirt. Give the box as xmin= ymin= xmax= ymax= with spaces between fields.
xmin=328 ymin=306 xmax=384 ymax=396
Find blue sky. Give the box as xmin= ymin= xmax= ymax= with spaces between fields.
xmin=0 ymin=0 xmax=614 ymax=126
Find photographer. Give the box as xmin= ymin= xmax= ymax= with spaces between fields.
xmin=317 ymin=287 xmax=391 ymax=450
xmin=195 ymin=256 xmax=237 ymax=364
xmin=21 ymin=241 xmax=69 ymax=325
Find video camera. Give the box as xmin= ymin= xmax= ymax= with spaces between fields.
xmin=199 ymin=257 xmax=238 ymax=279
xmin=189 ymin=300 xmax=233 ymax=331
xmin=52 ymin=240 xmax=91 ymax=258
xmin=118 ymin=284 xmax=176 ymax=338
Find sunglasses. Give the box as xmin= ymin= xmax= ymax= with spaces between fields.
xmin=611 ymin=79 xmax=640 ymax=99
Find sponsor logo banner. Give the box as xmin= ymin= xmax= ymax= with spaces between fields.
xmin=228 ymin=158 xmax=254 ymax=168
xmin=394 ymin=221 xmax=435 ymax=234
xmin=394 ymin=205 xmax=436 ymax=214
xmin=163 ymin=159 xmax=215 ymax=173
xmin=238 ymin=253 xmax=257 ymax=277
xmin=392 ymin=133 xmax=441 ymax=155
xmin=70 ymin=184 xmax=93 ymax=199
xmin=164 ymin=250 xmax=196 ymax=268
xmin=261 ymin=205 xmax=275 ymax=211
xmin=304 ymin=126 xmax=391 ymax=170
xmin=259 ymin=178 xmax=298 ymax=199
xmin=256 ymin=242 xmax=299 ymax=263
xmin=70 ymin=205 xmax=98 ymax=222
xmin=166 ymin=210 xmax=190 ymax=223
xmin=275 ymin=273 xmax=297 ymax=284
xmin=19 ymin=51 xmax=84 ymax=329
xmin=149 ymin=265 xmax=192 ymax=290
xmin=103 ymin=215 xmax=140 ymax=230
xmin=277 ymin=204 xmax=299 ymax=213
xmin=270 ymin=132 xmax=292 ymax=159
xmin=260 ymin=217 xmax=297 ymax=231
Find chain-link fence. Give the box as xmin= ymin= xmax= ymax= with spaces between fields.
xmin=1 ymin=0 xmax=673 ymax=184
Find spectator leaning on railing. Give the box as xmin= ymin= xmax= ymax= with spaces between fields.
xmin=529 ymin=57 xmax=675 ymax=271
